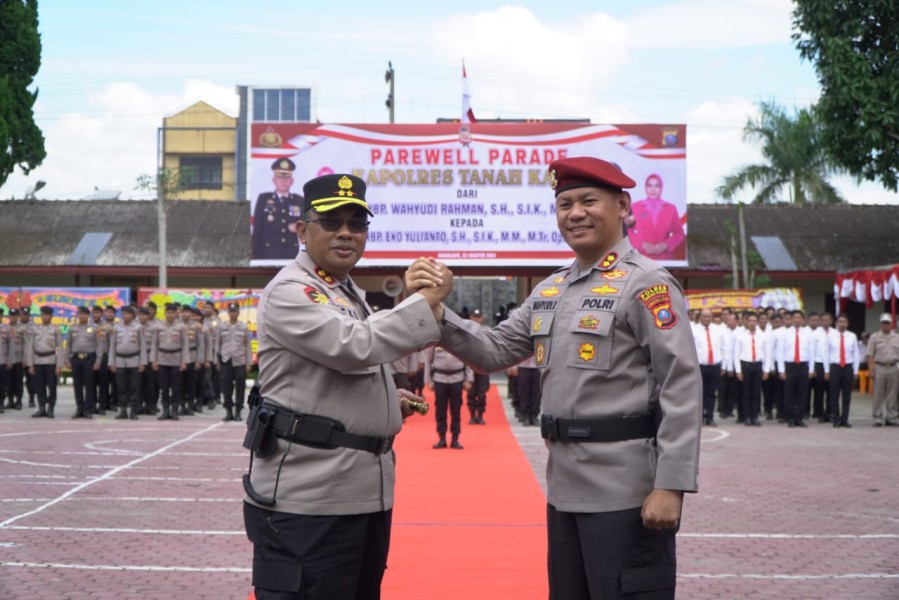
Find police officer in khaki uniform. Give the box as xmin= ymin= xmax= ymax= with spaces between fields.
xmin=218 ymin=302 xmax=253 ymax=422
xmin=406 ymin=156 xmax=701 ymax=600
xmin=466 ymin=309 xmax=490 ymax=425
xmin=109 ymin=305 xmax=147 ymax=420
xmin=202 ymin=301 xmax=223 ymax=408
xmin=19 ymin=306 xmax=37 ymax=407
xmin=26 ymin=306 xmax=65 ymax=418
xmin=252 ymin=158 xmax=305 ymax=260
xmin=243 ymin=173 xmax=447 ymax=600
xmin=91 ymin=306 xmax=112 ymax=414
xmin=66 ymin=306 xmax=103 ymax=418
xmin=0 ymin=308 xmax=7 ymax=414
xmin=424 ymin=346 xmax=473 ymax=449
xmin=867 ymin=313 xmax=899 ymax=426
xmin=4 ymin=309 xmax=25 ymax=410
xmin=179 ymin=305 xmax=204 ymax=415
xmin=138 ymin=307 xmax=158 ymax=414
xmin=151 ymin=303 xmax=189 ymax=421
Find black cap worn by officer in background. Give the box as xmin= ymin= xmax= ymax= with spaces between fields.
xmin=547 ymin=156 xmax=636 ymax=195
xmin=165 ymin=303 xmax=178 ymax=312
xmin=302 ymin=174 xmax=373 ymax=216
xmin=40 ymin=306 xmax=53 ymax=315
xmin=9 ymin=308 xmax=19 ymax=316
xmin=228 ymin=302 xmax=240 ymax=311
xmin=121 ymin=305 xmax=136 ymax=315
xmin=77 ymin=306 xmax=90 ymax=315
xmin=139 ymin=307 xmax=151 ymax=316
xmin=272 ymin=158 xmax=296 ymax=177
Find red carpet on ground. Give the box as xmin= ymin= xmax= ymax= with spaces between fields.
xmin=382 ymin=385 xmax=548 ymax=599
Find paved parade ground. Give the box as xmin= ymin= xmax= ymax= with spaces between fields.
xmin=0 ymin=384 xmax=897 ymax=599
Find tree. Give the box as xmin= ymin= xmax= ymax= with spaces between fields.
xmin=0 ymin=0 xmax=45 ymax=188
xmin=717 ymin=101 xmax=845 ymax=204
xmin=793 ymin=1 xmax=899 ymax=191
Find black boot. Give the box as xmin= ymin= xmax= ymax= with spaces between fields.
xmin=14 ymin=398 xmax=22 ymax=410
xmin=468 ymin=410 xmax=477 ymax=425
xmin=157 ymin=404 xmax=170 ymax=420
xmin=433 ymin=436 xmax=447 ymax=449
xmin=450 ymin=435 xmax=463 ymax=450
xmin=222 ymin=407 xmax=234 ymax=422
xmin=46 ymin=404 xmax=55 ymax=418
xmin=193 ymin=401 xmax=203 ymax=413
xmin=234 ymin=407 xmax=243 ymax=422
xmin=170 ymin=404 xmax=180 ymax=420
xmin=32 ymin=402 xmax=47 ymax=418
xmin=115 ymin=406 xmax=128 ymax=420
xmin=477 ymin=409 xmax=486 ymax=425
xmin=129 ymin=407 xmax=139 ymax=420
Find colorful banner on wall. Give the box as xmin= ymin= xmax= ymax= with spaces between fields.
xmin=0 ymin=287 xmax=131 ymax=333
xmin=686 ymin=288 xmax=804 ymax=312
xmin=248 ymin=122 xmax=687 ymax=268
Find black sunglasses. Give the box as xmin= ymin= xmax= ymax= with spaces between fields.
xmin=304 ymin=218 xmax=370 ymax=233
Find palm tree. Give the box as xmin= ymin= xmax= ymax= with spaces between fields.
xmin=717 ymin=101 xmax=846 ymax=203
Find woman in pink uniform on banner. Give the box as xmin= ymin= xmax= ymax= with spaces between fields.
xmin=627 ymin=173 xmax=686 ymax=260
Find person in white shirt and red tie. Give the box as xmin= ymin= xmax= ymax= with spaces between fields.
xmin=733 ymin=312 xmax=770 ymax=426
xmin=824 ymin=314 xmax=859 ymax=428
xmin=776 ymin=310 xmax=814 ymax=428
xmin=693 ymin=308 xmax=725 ymax=426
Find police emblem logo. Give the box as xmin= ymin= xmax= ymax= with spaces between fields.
xmin=602 ymin=269 xmax=627 ymax=280
xmin=278 ymin=159 xmax=292 ymax=171
xmin=589 ymin=283 xmax=619 ymax=295
xmin=547 ymin=169 xmax=558 ymax=189
xmin=540 ymin=286 xmax=561 ymax=298
xmin=578 ymin=342 xmax=596 ymax=362
xmin=662 ymin=128 xmax=679 ymax=148
xmin=578 ymin=315 xmax=600 ymax=330
xmin=259 ymin=127 xmax=283 ymax=148
xmin=535 ymin=341 xmax=545 ymax=365
xmin=337 ymin=175 xmax=355 ymax=197
xmin=533 ymin=316 xmax=543 ymax=333
xmin=599 ymin=252 xmax=618 ymax=269
xmin=304 ymin=286 xmax=330 ymax=305
xmin=638 ymin=284 xmax=677 ymax=329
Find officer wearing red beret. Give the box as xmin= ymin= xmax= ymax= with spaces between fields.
xmin=406 ymin=156 xmax=702 ymax=600
xmin=252 ymin=158 xmax=305 ymax=260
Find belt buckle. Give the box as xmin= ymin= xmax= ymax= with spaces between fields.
xmin=540 ymin=415 xmax=559 ymax=442
xmin=78 ymin=353 xmax=87 ymax=360
xmin=378 ymin=436 xmax=394 ymax=454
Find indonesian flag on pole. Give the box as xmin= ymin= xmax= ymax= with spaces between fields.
xmin=462 ymin=61 xmax=476 ymax=124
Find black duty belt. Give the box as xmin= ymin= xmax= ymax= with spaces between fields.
xmin=72 ymin=352 xmax=96 ymax=360
xmin=432 ymin=367 xmax=465 ymax=375
xmin=875 ymin=361 xmax=898 ymax=366
xmin=265 ymin=402 xmax=394 ymax=455
xmin=158 ymin=348 xmax=182 ymax=354
xmin=540 ymin=414 xmax=656 ymax=443
xmin=116 ymin=352 xmax=139 ymax=358
xmin=35 ymin=350 xmax=57 ymax=357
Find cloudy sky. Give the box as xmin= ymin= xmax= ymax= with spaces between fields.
xmin=3 ymin=0 xmax=897 ymax=204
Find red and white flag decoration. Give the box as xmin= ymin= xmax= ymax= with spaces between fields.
xmin=834 ymin=266 xmax=899 ymax=316
xmin=462 ymin=61 xmax=476 ymax=124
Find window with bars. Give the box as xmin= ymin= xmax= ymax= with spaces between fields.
xmin=179 ymin=156 xmax=223 ymax=190
xmin=252 ymin=88 xmax=311 ymax=122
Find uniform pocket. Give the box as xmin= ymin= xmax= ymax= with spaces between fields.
xmin=529 ymin=313 xmax=555 ymax=368
xmin=566 ymin=312 xmax=614 ymax=371
xmin=619 ymin=565 xmax=676 ymax=598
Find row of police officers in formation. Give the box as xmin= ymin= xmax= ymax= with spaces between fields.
xmin=690 ymin=306 xmax=899 ymax=429
xmin=0 ymin=301 xmax=254 ymax=421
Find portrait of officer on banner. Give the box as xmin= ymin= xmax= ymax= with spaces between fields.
xmin=251 ymin=157 xmax=305 ymax=261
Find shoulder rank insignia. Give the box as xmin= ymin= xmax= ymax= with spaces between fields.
xmin=304 ymin=286 xmax=330 ymax=305
xmin=540 ymin=286 xmax=561 ymax=298
xmin=602 ymin=269 xmax=627 ymax=280
xmin=334 ymin=297 xmax=351 ymax=307
xmin=598 ymin=252 xmax=618 ymax=269
xmin=535 ymin=341 xmax=546 ymax=365
xmin=589 ymin=283 xmax=619 ymax=295
xmin=638 ymin=284 xmax=677 ymax=330
xmin=578 ymin=342 xmax=596 ymax=362
xmin=578 ymin=315 xmax=600 ymax=330
xmin=533 ymin=316 xmax=543 ymax=333
xmin=553 ymin=275 xmax=567 ymax=284
xmin=315 ymin=267 xmax=336 ymax=285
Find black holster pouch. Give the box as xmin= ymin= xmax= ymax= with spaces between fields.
xmin=243 ymin=401 xmax=278 ymax=459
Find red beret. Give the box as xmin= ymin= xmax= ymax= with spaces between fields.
xmin=547 ymin=157 xmax=636 ymax=196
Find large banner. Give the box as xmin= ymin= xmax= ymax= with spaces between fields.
xmin=248 ymin=123 xmax=687 ymax=267
xmin=0 ymin=287 xmax=130 ymax=333
xmin=686 ymin=288 xmax=804 ymax=312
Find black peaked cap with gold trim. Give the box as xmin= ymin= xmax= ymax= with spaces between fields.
xmin=301 ymin=174 xmax=373 ymax=216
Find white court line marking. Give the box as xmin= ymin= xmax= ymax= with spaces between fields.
xmin=1 ymin=497 xmax=238 ymax=503
xmin=83 ymin=440 xmax=143 ymax=455
xmin=6 ymin=526 xmax=242 ymax=535
xmin=0 ymin=422 xmax=222 ymax=529
xmin=0 ymin=450 xmax=245 ymax=457
xmin=701 ymin=428 xmax=730 ymax=443
xmin=680 ymin=533 xmax=899 ymax=539
xmin=1 ymin=562 xmax=895 ymax=579
xmin=1 ymin=561 xmax=250 ymax=573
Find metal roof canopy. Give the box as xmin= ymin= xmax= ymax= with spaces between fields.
xmin=751 ymin=236 xmax=797 ymax=271
xmin=66 ymin=232 xmax=113 ymax=265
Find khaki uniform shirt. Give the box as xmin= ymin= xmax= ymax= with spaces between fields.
xmin=109 ymin=322 xmax=147 ymax=369
xmin=182 ymin=320 xmax=204 ymax=364
xmin=424 ymin=346 xmax=473 ymax=385
xmin=140 ymin=321 xmax=157 ymax=364
xmin=867 ymin=331 xmax=899 ymax=368
xmin=7 ymin=322 xmax=27 ymax=365
xmin=151 ymin=321 xmax=189 ymax=367
xmin=438 ymin=237 xmax=701 ymax=513
xmin=66 ymin=323 xmax=104 ymax=368
xmin=27 ymin=323 xmax=64 ymax=368
xmin=218 ymin=321 xmax=253 ymax=366
xmin=0 ymin=323 xmax=9 ymax=365
xmin=245 ymin=251 xmax=440 ymax=516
